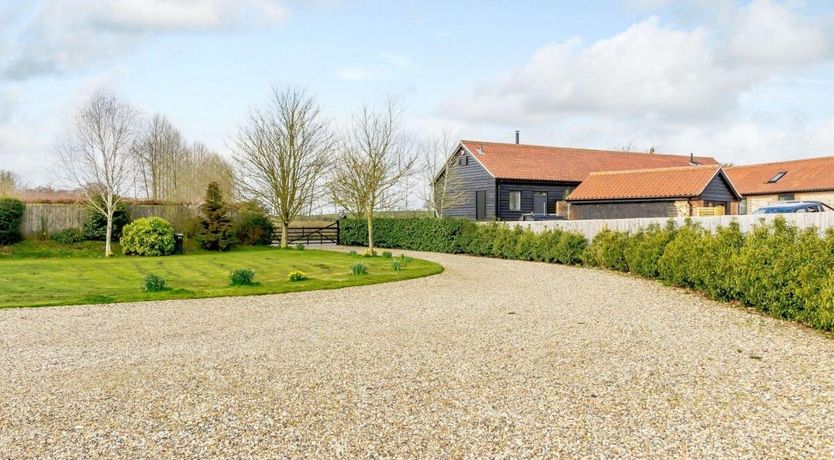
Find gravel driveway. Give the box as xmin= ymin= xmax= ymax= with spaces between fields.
xmin=2 ymin=249 xmax=834 ymax=458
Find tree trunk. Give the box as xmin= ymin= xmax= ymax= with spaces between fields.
xmin=105 ymin=212 xmax=113 ymax=257
xmin=281 ymin=221 xmax=289 ymax=248
xmin=367 ymin=211 xmax=374 ymax=254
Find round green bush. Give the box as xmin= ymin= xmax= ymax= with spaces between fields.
xmin=121 ymin=217 xmax=176 ymax=256
xmin=233 ymin=202 xmax=275 ymax=246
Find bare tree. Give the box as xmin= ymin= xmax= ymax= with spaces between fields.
xmin=186 ymin=142 xmax=235 ymax=203
xmin=233 ymin=88 xmax=334 ymax=247
xmin=419 ymin=129 xmax=466 ymax=217
xmin=0 ymin=170 xmax=20 ymax=197
xmin=328 ymin=101 xmax=416 ymax=253
xmin=132 ymin=116 xmax=234 ymax=203
xmin=56 ymin=91 xmax=138 ymax=256
xmin=132 ymin=114 xmax=185 ymax=200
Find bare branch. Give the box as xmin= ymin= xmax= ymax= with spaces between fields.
xmin=232 ymin=87 xmax=335 ymax=247
xmin=55 ymin=90 xmax=139 ymax=256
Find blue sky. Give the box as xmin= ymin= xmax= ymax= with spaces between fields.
xmin=2 ymin=0 xmax=834 ymax=185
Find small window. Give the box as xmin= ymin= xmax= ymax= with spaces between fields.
xmin=767 ymin=171 xmax=787 ymax=183
xmin=739 ymin=198 xmax=748 ymax=215
xmin=458 ymin=155 xmax=469 ymax=166
xmin=778 ymin=193 xmax=794 ymax=201
xmin=508 ymin=191 xmax=521 ymax=211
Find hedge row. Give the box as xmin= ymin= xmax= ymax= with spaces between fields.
xmin=340 ymin=217 xmax=834 ymax=331
xmin=340 ymin=217 xmax=475 ymax=253
xmin=586 ymin=219 xmax=834 ymax=331
xmin=340 ymin=218 xmax=587 ymax=265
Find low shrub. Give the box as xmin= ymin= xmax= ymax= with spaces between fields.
xmin=295 ymin=243 xmax=305 ymax=251
xmin=584 ymin=229 xmax=629 ymax=271
xmin=51 ymin=228 xmax=86 ymax=244
xmin=381 ymin=250 xmax=392 ymax=258
xmin=83 ymin=200 xmax=130 ymax=241
xmin=657 ymin=222 xmax=707 ymax=288
xmin=624 ymin=222 xmax=677 ymax=278
xmin=232 ymin=201 xmax=274 ymax=246
xmin=143 ymin=273 xmax=168 ymax=292
xmin=230 ymin=268 xmax=256 ymax=286
xmin=288 ymin=270 xmax=308 ymax=281
xmin=351 ymin=262 xmax=367 ymax=275
xmin=120 ymin=217 xmax=176 ymax=256
xmin=0 ymin=198 xmax=25 ymax=245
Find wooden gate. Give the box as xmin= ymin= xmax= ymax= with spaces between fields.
xmin=277 ymin=221 xmax=340 ymax=245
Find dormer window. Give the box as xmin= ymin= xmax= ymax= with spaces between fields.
xmin=458 ymin=155 xmax=469 ymax=166
xmin=767 ymin=171 xmax=787 ymax=183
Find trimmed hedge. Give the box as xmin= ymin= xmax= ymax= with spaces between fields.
xmin=0 ymin=198 xmax=25 ymax=244
xmin=340 ymin=217 xmax=476 ymax=253
xmin=340 ymin=216 xmax=834 ymax=332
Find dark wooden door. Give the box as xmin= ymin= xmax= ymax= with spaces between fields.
xmin=475 ymin=190 xmax=486 ymax=220
xmin=533 ymin=192 xmax=547 ymax=214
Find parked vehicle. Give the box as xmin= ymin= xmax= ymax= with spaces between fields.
xmin=752 ymin=201 xmax=833 ymax=214
xmin=519 ymin=213 xmax=566 ymax=221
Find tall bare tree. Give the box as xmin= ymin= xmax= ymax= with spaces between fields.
xmin=56 ymin=91 xmax=138 ymax=256
xmin=187 ymin=142 xmax=235 ymax=203
xmin=132 ymin=116 xmax=234 ymax=203
xmin=0 ymin=170 xmax=20 ymax=197
xmin=328 ymin=101 xmax=415 ymax=253
xmin=419 ymin=129 xmax=466 ymax=217
xmin=233 ymin=88 xmax=334 ymax=247
xmin=132 ymin=114 xmax=185 ymax=200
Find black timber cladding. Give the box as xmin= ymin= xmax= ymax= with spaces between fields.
xmin=438 ymin=148 xmax=496 ymax=220
xmin=701 ymin=172 xmax=738 ymax=202
xmin=496 ymin=180 xmax=579 ymax=220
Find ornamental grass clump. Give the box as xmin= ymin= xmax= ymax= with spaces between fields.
xmin=230 ymin=268 xmax=256 ymax=286
xmin=391 ymin=260 xmax=402 ymax=271
xmin=351 ymin=262 xmax=367 ymax=275
xmin=295 ymin=243 xmax=305 ymax=250
xmin=143 ymin=273 xmax=168 ymax=292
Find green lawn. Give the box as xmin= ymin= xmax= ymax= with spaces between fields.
xmin=0 ymin=244 xmax=442 ymax=309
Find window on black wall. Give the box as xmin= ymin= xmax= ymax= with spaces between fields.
xmin=509 ymin=191 xmax=521 ymax=211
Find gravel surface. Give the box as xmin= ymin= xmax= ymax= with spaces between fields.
xmin=2 ymin=248 xmax=834 ymax=458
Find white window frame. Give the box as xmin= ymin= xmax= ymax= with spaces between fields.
xmin=509 ymin=191 xmax=521 ymax=211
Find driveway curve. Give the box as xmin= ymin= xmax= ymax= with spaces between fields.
xmin=1 ymin=249 xmax=833 ymax=458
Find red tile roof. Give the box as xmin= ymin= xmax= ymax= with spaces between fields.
xmin=566 ymin=165 xmax=728 ymax=201
xmin=725 ymin=155 xmax=834 ymax=195
xmin=460 ymin=140 xmax=718 ymax=182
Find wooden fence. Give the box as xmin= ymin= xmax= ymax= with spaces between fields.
xmin=22 ymin=203 xmax=197 ymax=237
xmin=507 ymin=213 xmax=834 ymax=241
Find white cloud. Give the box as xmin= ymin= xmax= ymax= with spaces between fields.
xmin=1 ymin=0 xmax=289 ymax=80
xmin=444 ymin=1 xmax=834 ymax=164
xmin=727 ymin=0 xmax=832 ymax=67
xmin=451 ymin=18 xmax=748 ymax=122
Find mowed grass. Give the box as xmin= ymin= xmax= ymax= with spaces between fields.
xmin=0 ymin=246 xmax=442 ymax=309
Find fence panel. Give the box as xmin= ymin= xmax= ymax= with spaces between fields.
xmin=21 ymin=203 xmax=198 ymax=236
xmin=507 ymin=213 xmax=834 ymax=240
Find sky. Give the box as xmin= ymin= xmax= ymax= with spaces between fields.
xmin=2 ymin=0 xmax=834 ymax=186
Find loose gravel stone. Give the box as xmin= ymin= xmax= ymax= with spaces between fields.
xmin=1 ymin=249 xmax=834 ymax=458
